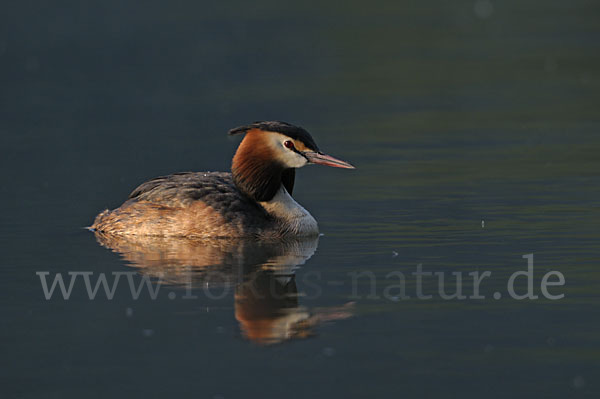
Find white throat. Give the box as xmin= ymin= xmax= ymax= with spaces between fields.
xmin=259 ymin=186 xmax=319 ymax=236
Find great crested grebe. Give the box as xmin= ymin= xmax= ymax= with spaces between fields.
xmin=91 ymin=121 xmax=354 ymax=238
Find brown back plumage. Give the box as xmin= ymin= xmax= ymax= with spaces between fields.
xmin=92 ymin=172 xmax=276 ymax=238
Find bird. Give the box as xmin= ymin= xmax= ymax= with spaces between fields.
xmin=90 ymin=121 xmax=354 ymax=238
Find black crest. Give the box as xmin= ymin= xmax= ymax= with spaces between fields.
xmin=228 ymin=121 xmax=320 ymax=152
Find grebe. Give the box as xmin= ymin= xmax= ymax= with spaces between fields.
xmin=91 ymin=121 xmax=354 ymax=238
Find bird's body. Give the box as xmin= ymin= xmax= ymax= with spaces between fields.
xmin=92 ymin=171 xmax=317 ymax=238
xmin=91 ymin=121 xmax=353 ymax=239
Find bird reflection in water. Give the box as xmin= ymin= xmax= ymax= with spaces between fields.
xmin=94 ymin=232 xmax=353 ymax=345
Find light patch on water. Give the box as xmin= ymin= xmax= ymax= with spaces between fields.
xmin=142 ymin=329 xmax=155 ymax=337
xmin=572 ymin=376 xmax=585 ymax=390
xmin=474 ymin=0 xmax=494 ymax=19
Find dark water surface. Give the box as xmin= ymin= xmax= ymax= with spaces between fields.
xmin=2 ymin=1 xmax=599 ymax=398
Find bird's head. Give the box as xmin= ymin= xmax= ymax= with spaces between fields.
xmin=229 ymin=121 xmax=354 ymax=170
xmin=229 ymin=121 xmax=354 ymax=201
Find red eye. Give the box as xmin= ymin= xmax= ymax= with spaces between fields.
xmin=284 ymin=140 xmax=294 ymax=149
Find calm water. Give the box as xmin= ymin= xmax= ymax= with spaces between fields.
xmin=2 ymin=0 xmax=599 ymax=398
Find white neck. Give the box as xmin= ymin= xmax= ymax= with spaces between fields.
xmin=259 ymin=186 xmax=319 ymax=236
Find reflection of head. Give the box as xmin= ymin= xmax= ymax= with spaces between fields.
xmin=235 ymin=271 xmax=312 ymax=345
